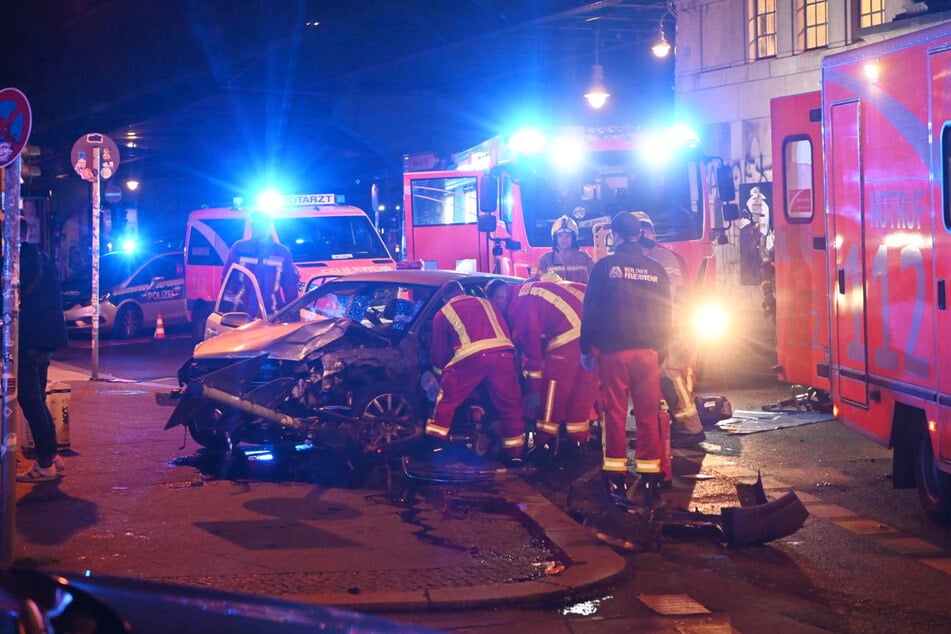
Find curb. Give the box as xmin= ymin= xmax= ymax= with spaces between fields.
xmin=287 ymin=475 xmax=627 ymax=611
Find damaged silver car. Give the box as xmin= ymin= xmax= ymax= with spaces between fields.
xmin=165 ymin=268 xmax=521 ymax=457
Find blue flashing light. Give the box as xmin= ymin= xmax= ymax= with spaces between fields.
xmin=668 ymin=124 xmax=700 ymax=148
xmin=548 ymin=135 xmax=585 ymax=173
xmin=257 ymin=189 xmax=283 ymax=214
xmin=508 ymin=128 xmax=547 ymax=155
xmin=638 ymin=124 xmax=701 ymax=166
xmin=119 ymin=238 xmax=137 ymax=254
xmin=244 ymin=449 xmax=275 ymax=462
xmin=638 ymin=130 xmax=672 ymax=165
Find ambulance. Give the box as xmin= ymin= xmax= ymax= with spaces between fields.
xmin=771 ymin=21 xmax=951 ymax=523
xmin=184 ymin=193 xmax=395 ymax=337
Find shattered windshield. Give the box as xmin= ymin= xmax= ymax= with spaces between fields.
xmin=271 ymin=281 xmax=436 ymax=331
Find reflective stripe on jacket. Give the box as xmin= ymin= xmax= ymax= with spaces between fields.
xmin=431 ymin=295 xmax=514 ymax=370
xmin=508 ymin=280 xmax=585 ymax=382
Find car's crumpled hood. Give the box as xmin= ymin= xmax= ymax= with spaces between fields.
xmin=193 ymin=317 xmax=368 ymax=362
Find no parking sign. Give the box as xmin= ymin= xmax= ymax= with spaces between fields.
xmin=0 ymin=87 xmax=32 ymax=168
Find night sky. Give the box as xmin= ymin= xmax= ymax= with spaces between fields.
xmin=6 ymin=1 xmax=674 ymax=241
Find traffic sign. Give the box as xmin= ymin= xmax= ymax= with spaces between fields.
xmin=71 ymin=133 xmax=120 ymax=182
xmin=0 ymin=87 xmax=32 ymax=168
xmin=104 ymin=184 xmax=122 ymax=203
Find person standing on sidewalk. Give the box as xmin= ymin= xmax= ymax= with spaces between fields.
xmin=16 ymin=220 xmax=69 ymax=482
xmin=425 ymin=281 xmax=526 ymax=465
xmin=579 ymin=212 xmax=672 ymax=507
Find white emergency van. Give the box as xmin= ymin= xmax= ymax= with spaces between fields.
xmin=184 ymin=193 xmax=395 ymax=337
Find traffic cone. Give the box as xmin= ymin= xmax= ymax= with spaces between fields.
xmin=154 ymin=314 xmax=166 ymax=339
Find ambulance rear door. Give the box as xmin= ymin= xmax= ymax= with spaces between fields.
xmin=930 ymin=47 xmax=951 ymax=462
xmin=826 ymin=96 xmax=870 ymax=408
xmin=771 ymin=91 xmax=830 ymax=390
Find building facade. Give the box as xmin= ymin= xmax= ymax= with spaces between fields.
xmin=673 ymin=0 xmax=951 ymax=311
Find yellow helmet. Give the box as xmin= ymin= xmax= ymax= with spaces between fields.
xmin=551 ymin=215 xmax=579 ymax=239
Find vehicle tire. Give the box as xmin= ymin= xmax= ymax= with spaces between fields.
xmin=186 ymin=416 xmax=229 ymax=451
xmin=113 ymin=304 xmax=143 ymax=339
xmin=191 ymin=301 xmax=211 ymax=341
xmin=914 ymin=429 xmax=951 ymax=525
xmin=352 ymin=387 xmax=423 ymax=455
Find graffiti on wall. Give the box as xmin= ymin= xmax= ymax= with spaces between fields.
xmin=702 ymin=117 xmax=775 ymax=309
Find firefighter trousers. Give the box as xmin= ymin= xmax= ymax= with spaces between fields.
xmin=425 ymin=350 xmax=525 ymax=457
xmin=596 ymin=348 xmax=666 ymax=477
xmin=663 ymin=363 xmax=704 ymax=435
xmin=534 ymin=343 xmax=598 ymax=446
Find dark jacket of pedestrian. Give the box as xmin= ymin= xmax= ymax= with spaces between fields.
xmin=16 ymin=239 xmax=69 ymax=481
xmin=20 ymin=242 xmax=69 ymax=351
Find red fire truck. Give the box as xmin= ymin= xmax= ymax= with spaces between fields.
xmin=771 ymin=22 xmax=951 ymax=523
xmin=402 ymin=125 xmax=736 ymax=360
xmin=402 ymin=125 xmax=730 ymax=284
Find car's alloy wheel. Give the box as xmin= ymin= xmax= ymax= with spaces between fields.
xmin=353 ymin=388 xmax=422 ymax=454
xmin=113 ymin=305 xmax=142 ymax=339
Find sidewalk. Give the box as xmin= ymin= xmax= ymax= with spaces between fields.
xmin=12 ymin=362 xmax=626 ymax=612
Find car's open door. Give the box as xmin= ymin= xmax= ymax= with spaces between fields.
xmin=204 ymin=263 xmax=268 ymax=339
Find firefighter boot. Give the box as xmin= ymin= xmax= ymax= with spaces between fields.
xmin=640 ymin=473 xmax=666 ymax=513
xmin=604 ymin=472 xmax=630 ymax=499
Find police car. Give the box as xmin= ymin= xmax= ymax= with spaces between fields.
xmin=62 ymin=250 xmax=189 ymax=339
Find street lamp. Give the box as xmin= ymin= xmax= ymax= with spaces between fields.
xmin=584 ymin=32 xmax=610 ymax=109
xmin=651 ymin=27 xmax=671 ymax=58
xmin=125 ymin=179 xmax=140 ymax=192
xmin=652 ymin=1 xmax=675 ymax=59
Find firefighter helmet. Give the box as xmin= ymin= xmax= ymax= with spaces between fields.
xmin=551 ymin=215 xmax=579 ymax=239
xmin=630 ymin=211 xmax=654 ymax=233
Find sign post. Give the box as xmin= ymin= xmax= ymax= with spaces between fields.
xmin=0 ymin=87 xmax=31 ymax=566
xmin=71 ymin=133 xmax=120 ymax=380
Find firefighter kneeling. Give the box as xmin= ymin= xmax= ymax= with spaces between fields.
xmin=424 ymin=281 xmax=526 ymax=464
xmin=487 ymin=276 xmax=597 ymax=461
xmin=580 ymin=212 xmax=673 ymax=508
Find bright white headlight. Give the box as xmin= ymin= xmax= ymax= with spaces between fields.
xmin=691 ymin=303 xmax=729 ymax=340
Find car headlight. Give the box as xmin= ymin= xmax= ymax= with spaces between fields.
xmin=689 ymin=302 xmax=729 ymax=341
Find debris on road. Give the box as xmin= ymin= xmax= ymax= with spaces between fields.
xmin=716 ymin=409 xmax=833 ymax=434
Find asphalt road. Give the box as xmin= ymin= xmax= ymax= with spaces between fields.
xmin=47 ymin=334 xmax=951 ymax=633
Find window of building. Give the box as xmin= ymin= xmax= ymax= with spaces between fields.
xmin=803 ymin=0 xmax=828 ymax=50
xmin=860 ymin=0 xmax=885 ymax=28
xmin=750 ymin=0 xmax=777 ymax=59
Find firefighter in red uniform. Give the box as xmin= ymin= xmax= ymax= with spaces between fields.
xmin=632 ymin=211 xmax=706 ymax=447
xmin=536 ymin=215 xmax=594 ymax=284
xmin=222 ymin=211 xmax=299 ymax=317
xmin=580 ymin=212 xmax=672 ymax=506
xmin=488 ymin=278 xmax=598 ymax=457
xmin=425 ymin=281 xmax=526 ymax=463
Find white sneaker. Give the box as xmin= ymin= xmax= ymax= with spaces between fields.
xmin=17 ymin=463 xmax=59 ymax=482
